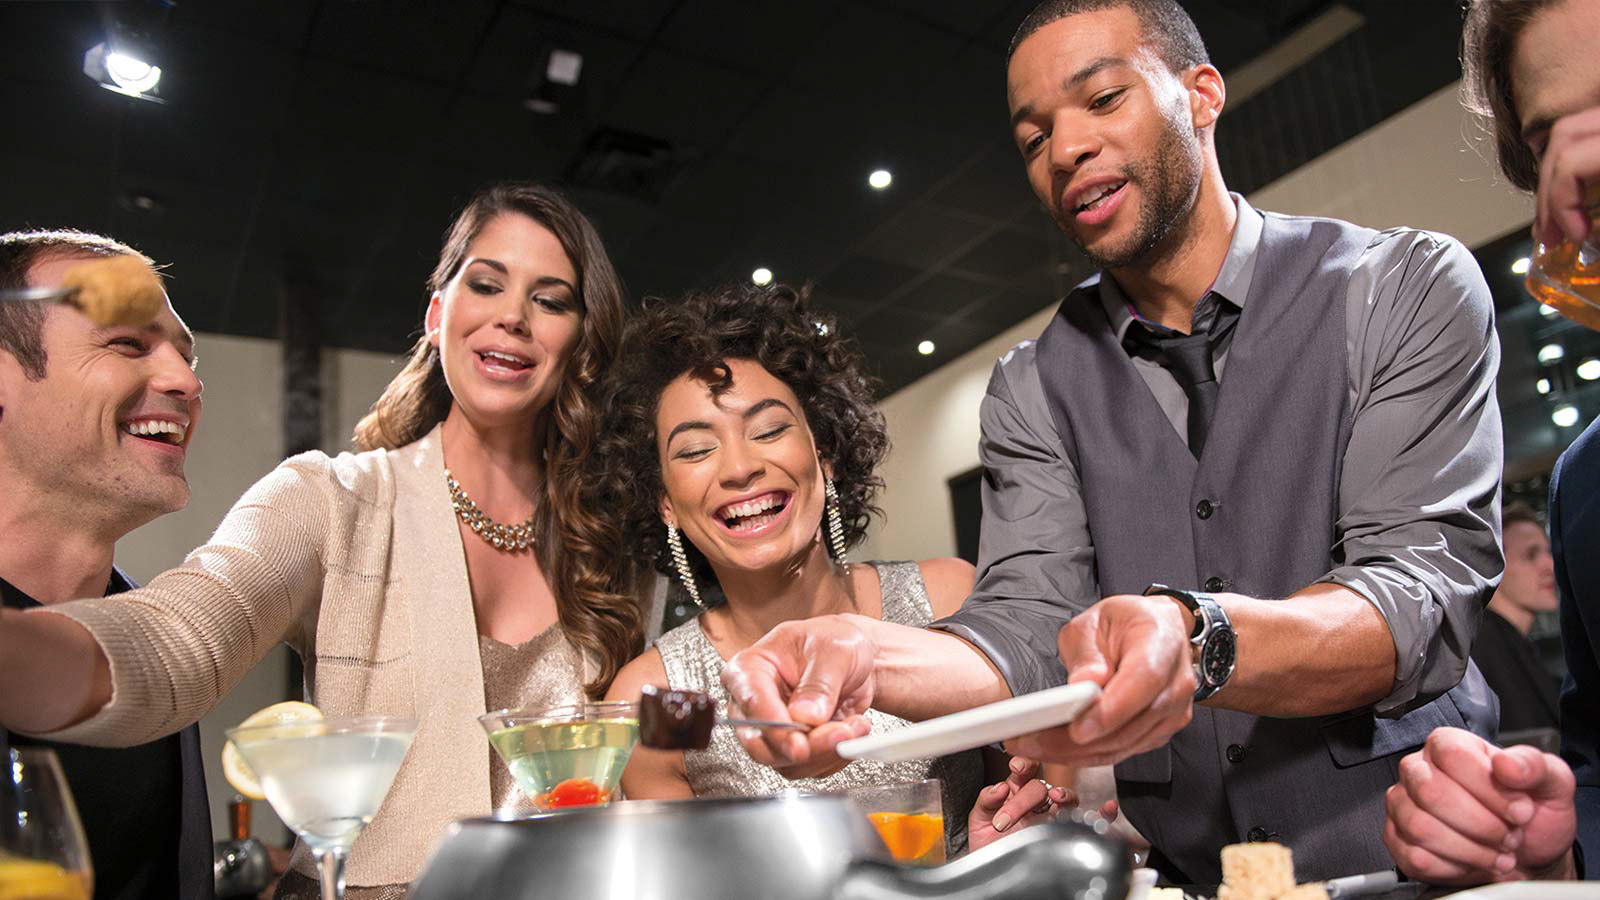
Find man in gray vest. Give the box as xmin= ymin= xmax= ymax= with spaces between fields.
xmin=721 ymin=0 xmax=1502 ymax=883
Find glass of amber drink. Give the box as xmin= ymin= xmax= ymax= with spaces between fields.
xmin=1527 ymin=185 xmax=1600 ymax=329
xmin=847 ymin=779 xmax=946 ymax=866
xmin=0 ymin=747 xmax=93 ymax=900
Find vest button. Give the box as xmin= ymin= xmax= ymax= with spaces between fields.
xmin=1205 ymin=576 xmax=1226 ymax=592
xmin=1247 ymin=826 xmax=1269 ymax=842
xmin=1195 ymin=499 xmax=1214 ymax=519
xmin=1226 ymin=744 xmax=1246 ymax=764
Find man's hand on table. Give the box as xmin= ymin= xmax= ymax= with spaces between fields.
xmin=722 ymin=614 xmax=875 ymax=778
xmin=1384 ymin=727 xmax=1578 ymax=884
xmin=1006 ymin=593 xmax=1196 ymax=767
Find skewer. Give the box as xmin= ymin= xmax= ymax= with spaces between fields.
xmin=0 ymin=255 xmax=165 ymax=328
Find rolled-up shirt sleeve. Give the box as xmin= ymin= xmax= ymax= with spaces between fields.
xmin=1321 ymin=231 xmax=1503 ymax=717
xmin=931 ymin=343 xmax=1098 ymax=696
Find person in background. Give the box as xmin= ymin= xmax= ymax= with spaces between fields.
xmin=1471 ymin=501 xmax=1560 ymax=736
xmin=1382 ymin=0 xmax=1600 ymax=883
xmin=0 ymin=229 xmax=213 ymax=900
xmin=0 ymin=183 xmax=647 ymax=899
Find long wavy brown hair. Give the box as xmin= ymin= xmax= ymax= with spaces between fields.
xmin=585 ymin=283 xmax=890 ymax=593
xmin=353 ymin=181 xmax=642 ymax=697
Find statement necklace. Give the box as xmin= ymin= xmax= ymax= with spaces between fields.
xmin=445 ymin=468 xmax=536 ymax=552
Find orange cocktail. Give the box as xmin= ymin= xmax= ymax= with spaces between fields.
xmin=845 ymin=778 xmax=946 ymax=867
xmin=866 ymin=812 xmax=947 ymax=865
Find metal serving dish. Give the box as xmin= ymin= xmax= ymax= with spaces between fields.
xmin=410 ymin=794 xmax=1131 ymax=900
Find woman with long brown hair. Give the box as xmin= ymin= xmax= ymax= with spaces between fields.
xmin=0 ymin=181 xmax=648 ymax=897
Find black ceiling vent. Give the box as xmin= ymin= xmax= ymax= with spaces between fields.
xmin=564 ymin=127 xmax=689 ymax=203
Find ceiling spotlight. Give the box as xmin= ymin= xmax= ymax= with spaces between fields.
xmin=83 ymin=41 xmax=163 ymax=100
xmin=1579 ymin=358 xmax=1600 ymax=381
xmin=1553 ymin=404 xmax=1580 ymax=428
xmin=868 ymin=169 xmax=893 ymax=190
xmin=814 ymin=320 xmax=830 ymax=336
xmin=1511 ymin=256 xmax=1531 ymax=275
xmin=523 ymin=47 xmax=584 ymax=114
xmin=917 ymin=340 xmax=935 ymax=356
xmin=1537 ymin=377 xmax=1551 ymax=395
xmin=1540 ymin=303 xmax=1559 ymax=317
xmin=1538 ymin=343 xmax=1566 ymax=364
xmin=751 ymin=267 xmax=773 ymax=286
xmin=546 ymin=49 xmax=583 ymax=86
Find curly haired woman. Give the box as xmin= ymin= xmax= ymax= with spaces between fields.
xmin=597 ymin=283 xmax=1065 ymax=857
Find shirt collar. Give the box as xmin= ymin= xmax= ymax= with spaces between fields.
xmin=1099 ymin=193 xmax=1264 ymax=342
xmin=1 ymin=568 xmax=134 ymax=610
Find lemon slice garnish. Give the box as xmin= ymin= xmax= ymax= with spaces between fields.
xmin=221 ymin=701 xmax=322 ymax=801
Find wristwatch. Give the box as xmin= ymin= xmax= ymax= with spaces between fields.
xmin=1143 ymin=583 xmax=1236 ymax=701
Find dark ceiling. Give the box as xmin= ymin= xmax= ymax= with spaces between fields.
xmin=0 ymin=1 xmax=1479 ymax=399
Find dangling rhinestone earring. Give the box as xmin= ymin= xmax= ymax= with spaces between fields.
xmin=824 ymin=479 xmax=848 ymax=565
xmin=665 ymin=521 xmax=703 ymax=609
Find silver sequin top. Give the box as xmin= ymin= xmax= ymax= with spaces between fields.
xmin=654 ymin=560 xmax=985 ymax=855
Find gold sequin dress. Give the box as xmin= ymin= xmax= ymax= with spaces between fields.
xmin=654 ymin=561 xmax=985 ymax=856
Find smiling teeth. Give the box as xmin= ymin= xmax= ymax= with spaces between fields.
xmin=482 ymin=351 xmax=527 ymax=366
xmin=721 ymin=495 xmax=781 ymax=520
xmin=124 ymin=420 xmax=186 ymax=442
xmin=1077 ymin=182 xmax=1123 ymax=212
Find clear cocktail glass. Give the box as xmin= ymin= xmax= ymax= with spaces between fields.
xmin=479 ymin=701 xmax=640 ymax=812
xmin=225 ymin=716 xmax=417 ymax=900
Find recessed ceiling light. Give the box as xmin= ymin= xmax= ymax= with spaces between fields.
xmin=546 ymin=49 xmax=584 ymax=86
xmin=814 ymin=320 xmax=830 ymax=336
xmin=1540 ymin=303 xmax=1559 ymax=317
xmin=1511 ymin=256 xmax=1531 ymax=275
xmin=1552 ymin=404 xmax=1580 ymax=428
xmin=751 ymin=267 xmax=773 ymax=286
xmin=917 ymin=340 xmax=935 ymax=356
xmin=83 ymin=42 xmax=163 ymax=100
xmin=1538 ymin=343 xmax=1566 ymax=364
xmin=1579 ymin=358 xmax=1600 ymax=381
xmin=1537 ymin=377 xmax=1552 ymax=394
xmin=868 ymin=169 xmax=893 ymax=190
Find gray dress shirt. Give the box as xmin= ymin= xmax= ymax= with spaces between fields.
xmin=936 ymin=196 xmax=1503 ymax=717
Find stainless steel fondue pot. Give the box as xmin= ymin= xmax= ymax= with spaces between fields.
xmin=410 ymin=794 xmax=1132 ymax=900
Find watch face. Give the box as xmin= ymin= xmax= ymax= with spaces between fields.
xmin=1201 ymin=627 xmax=1236 ymax=685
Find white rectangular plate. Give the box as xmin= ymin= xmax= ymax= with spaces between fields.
xmin=1440 ymin=885 xmax=1600 ymax=899
xmin=835 ymin=682 xmax=1101 ymax=763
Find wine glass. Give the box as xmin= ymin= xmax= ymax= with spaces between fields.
xmin=0 ymin=747 xmax=93 ymax=900
xmin=226 ymin=716 xmax=416 ymax=900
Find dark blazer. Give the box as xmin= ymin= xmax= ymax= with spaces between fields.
xmin=1551 ymin=414 xmax=1600 ymax=878
xmin=1471 ymin=610 xmax=1560 ymax=735
xmin=1 ymin=569 xmax=215 ymax=900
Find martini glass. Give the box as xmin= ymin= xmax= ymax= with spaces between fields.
xmin=226 ymin=716 xmax=416 ymax=900
xmin=479 ymin=702 xmax=639 ymax=812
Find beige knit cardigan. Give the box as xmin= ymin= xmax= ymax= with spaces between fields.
xmin=32 ymin=426 xmax=646 ymax=886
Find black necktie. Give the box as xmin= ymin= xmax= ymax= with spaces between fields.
xmin=1130 ymin=330 xmax=1220 ymax=457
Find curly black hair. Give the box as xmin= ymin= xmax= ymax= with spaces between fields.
xmin=586 ymin=283 xmax=889 ymax=589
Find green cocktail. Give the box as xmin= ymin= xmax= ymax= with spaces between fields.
xmin=479 ymin=702 xmax=639 ymax=810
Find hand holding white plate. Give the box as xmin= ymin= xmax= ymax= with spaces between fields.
xmin=836 ymin=682 xmax=1101 ymax=764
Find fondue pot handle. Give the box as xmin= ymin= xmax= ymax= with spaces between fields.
xmin=832 ymin=822 xmax=1132 ymax=900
